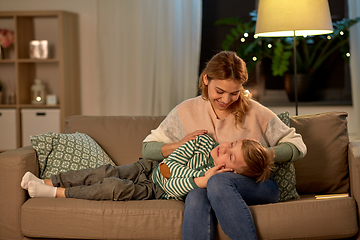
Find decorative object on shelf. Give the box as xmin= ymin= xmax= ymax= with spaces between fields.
xmin=29 ymin=40 xmax=49 ymax=59
xmin=31 ymin=78 xmax=46 ymax=105
xmin=0 ymin=80 xmax=3 ymax=104
xmin=46 ymin=94 xmax=57 ymax=106
xmin=8 ymin=91 xmax=15 ymax=105
xmin=0 ymin=29 xmax=15 ymax=59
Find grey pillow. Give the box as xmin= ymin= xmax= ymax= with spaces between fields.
xmin=30 ymin=132 xmax=116 ymax=179
xmin=274 ymin=112 xmax=300 ymax=202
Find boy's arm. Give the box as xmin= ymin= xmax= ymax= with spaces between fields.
xmin=194 ymin=164 xmax=231 ymax=188
xmin=153 ymin=157 xmax=205 ymax=200
xmin=158 ymin=163 xmax=204 ymax=199
xmin=154 ymin=135 xmax=214 ymax=200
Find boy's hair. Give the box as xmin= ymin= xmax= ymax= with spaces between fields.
xmin=238 ymin=139 xmax=275 ymax=182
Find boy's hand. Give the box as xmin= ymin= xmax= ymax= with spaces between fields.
xmin=194 ymin=165 xmax=233 ymax=188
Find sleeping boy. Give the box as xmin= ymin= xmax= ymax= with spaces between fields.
xmin=21 ymin=134 xmax=274 ymax=201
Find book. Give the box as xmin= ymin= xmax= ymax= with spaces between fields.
xmin=315 ymin=193 xmax=349 ymax=200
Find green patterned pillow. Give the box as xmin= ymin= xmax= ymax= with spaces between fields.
xmin=275 ymin=112 xmax=300 ymax=202
xmin=30 ymin=132 xmax=116 ymax=179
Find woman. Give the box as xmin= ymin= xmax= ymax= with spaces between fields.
xmin=142 ymin=51 xmax=306 ymax=239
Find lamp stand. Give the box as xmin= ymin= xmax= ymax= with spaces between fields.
xmin=293 ymin=31 xmax=298 ymax=116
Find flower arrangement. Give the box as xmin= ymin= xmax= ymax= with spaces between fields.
xmin=0 ymin=29 xmax=15 ymax=48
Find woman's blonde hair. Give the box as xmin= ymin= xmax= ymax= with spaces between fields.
xmin=239 ymin=139 xmax=275 ymax=182
xmin=198 ymin=51 xmax=250 ymax=126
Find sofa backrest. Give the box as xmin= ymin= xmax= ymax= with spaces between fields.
xmin=65 ymin=111 xmax=350 ymax=195
xmin=64 ymin=115 xmax=165 ymax=165
xmin=290 ymin=111 xmax=349 ymax=195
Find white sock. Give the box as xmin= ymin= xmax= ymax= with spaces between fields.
xmin=28 ymin=181 xmax=57 ymax=198
xmin=21 ymin=172 xmax=45 ymax=190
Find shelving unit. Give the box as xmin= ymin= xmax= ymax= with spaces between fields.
xmin=0 ymin=11 xmax=80 ymax=151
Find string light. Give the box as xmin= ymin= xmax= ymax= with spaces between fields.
xmin=346 ymin=52 xmax=351 ymax=57
xmin=267 ymin=44 xmax=272 ymax=48
xmin=254 ymin=35 xmax=258 ymax=39
xmin=244 ymin=32 xmax=249 ymax=37
xmin=252 ymin=56 xmax=257 ymax=61
xmin=340 ymin=31 xmax=344 ymax=35
xmin=327 ymin=36 xmax=332 ymax=40
xmin=244 ymin=90 xmax=252 ymax=98
xmin=240 ymin=38 xmax=245 ymax=42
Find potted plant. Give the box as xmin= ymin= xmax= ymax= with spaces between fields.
xmin=215 ymin=11 xmax=360 ymax=101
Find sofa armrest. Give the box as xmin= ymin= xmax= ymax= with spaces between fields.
xmin=349 ymin=141 xmax=360 ymax=239
xmin=0 ymin=146 xmax=38 ymax=239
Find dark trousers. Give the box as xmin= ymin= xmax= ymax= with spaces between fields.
xmin=51 ymin=158 xmax=164 ymax=201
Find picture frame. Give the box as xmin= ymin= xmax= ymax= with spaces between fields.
xmin=29 ymin=40 xmax=49 ymax=59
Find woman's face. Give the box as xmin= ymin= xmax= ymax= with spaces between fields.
xmin=204 ymin=75 xmax=242 ymax=113
xmin=210 ymin=139 xmax=247 ymax=173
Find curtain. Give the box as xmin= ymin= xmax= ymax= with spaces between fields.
xmin=348 ymin=0 xmax=360 ymax=137
xmin=96 ymin=0 xmax=202 ymax=116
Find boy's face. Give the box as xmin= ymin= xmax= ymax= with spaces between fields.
xmin=210 ymin=139 xmax=247 ymax=173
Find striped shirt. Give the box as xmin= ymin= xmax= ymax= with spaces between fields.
xmin=152 ymin=134 xmax=218 ymax=201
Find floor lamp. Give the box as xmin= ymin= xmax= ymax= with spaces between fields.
xmin=255 ymin=0 xmax=333 ymax=115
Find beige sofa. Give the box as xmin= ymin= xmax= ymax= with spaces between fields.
xmin=0 ymin=111 xmax=359 ymax=240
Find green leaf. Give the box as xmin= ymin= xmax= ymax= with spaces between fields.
xmin=271 ymin=42 xmax=292 ymax=76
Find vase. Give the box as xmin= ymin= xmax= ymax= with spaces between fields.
xmin=284 ymin=73 xmax=317 ymax=102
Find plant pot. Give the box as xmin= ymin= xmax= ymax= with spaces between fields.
xmin=284 ymin=73 xmax=317 ymax=102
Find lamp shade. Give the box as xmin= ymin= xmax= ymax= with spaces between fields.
xmin=255 ymin=0 xmax=333 ymax=37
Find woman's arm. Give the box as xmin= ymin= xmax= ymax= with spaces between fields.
xmin=270 ymin=142 xmax=302 ymax=162
xmin=265 ymin=115 xmax=307 ymax=158
xmin=142 ymin=141 xmax=166 ymax=160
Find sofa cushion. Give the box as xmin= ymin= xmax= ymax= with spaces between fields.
xmin=290 ymin=111 xmax=349 ymax=194
xmin=30 ymin=132 xmax=116 ymax=179
xmin=64 ymin=115 xmax=166 ymax=166
xmin=250 ymin=195 xmax=358 ymax=239
xmin=21 ymin=196 xmax=358 ymax=240
xmin=21 ymin=198 xmax=184 ymax=239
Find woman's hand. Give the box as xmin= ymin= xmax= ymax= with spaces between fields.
xmin=179 ymin=130 xmax=208 ymax=146
xmin=194 ymin=165 xmax=234 ymax=188
xmin=161 ymin=130 xmax=208 ymax=158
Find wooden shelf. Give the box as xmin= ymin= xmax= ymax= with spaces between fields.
xmin=18 ymin=59 xmax=59 ymax=63
xmin=0 ymin=10 xmax=80 ymax=149
xmin=18 ymin=104 xmax=60 ymax=108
